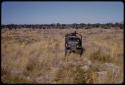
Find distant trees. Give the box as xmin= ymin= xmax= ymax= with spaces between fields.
xmin=1 ymin=22 xmax=123 ymax=29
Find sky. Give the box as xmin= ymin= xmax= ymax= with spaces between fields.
xmin=2 ymin=1 xmax=123 ymax=24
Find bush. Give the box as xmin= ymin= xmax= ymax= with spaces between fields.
xmin=89 ymin=50 xmax=112 ymax=63
xmin=55 ymin=66 xmax=93 ymax=84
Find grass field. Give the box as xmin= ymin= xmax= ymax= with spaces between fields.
xmin=1 ymin=28 xmax=123 ymax=84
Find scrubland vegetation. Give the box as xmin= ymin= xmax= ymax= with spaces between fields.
xmin=1 ymin=27 xmax=123 ymax=84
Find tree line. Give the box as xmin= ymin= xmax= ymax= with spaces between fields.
xmin=1 ymin=22 xmax=123 ymax=29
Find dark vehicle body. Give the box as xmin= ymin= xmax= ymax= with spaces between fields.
xmin=65 ymin=31 xmax=83 ymax=56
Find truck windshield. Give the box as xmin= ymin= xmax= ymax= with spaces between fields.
xmin=69 ymin=37 xmax=79 ymax=41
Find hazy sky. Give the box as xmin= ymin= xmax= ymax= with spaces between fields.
xmin=2 ymin=1 xmax=123 ymax=24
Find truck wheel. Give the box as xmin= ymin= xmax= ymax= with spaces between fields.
xmin=80 ymin=48 xmax=83 ymax=56
xmin=65 ymin=48 xmax=67 ymax=56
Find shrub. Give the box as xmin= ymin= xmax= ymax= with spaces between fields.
xmin=89 ymin=49 xmax=112 ymax=63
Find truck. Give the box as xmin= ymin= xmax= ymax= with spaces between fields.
xmin=65 ymin=31 xmax=83 ymax=56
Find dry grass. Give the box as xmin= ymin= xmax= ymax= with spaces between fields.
xmin=1 ymin=28 xmax=123 ymax=84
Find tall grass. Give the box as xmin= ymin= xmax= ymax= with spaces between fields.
xmin=1 ymin=28 xmax=123 ymax=84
